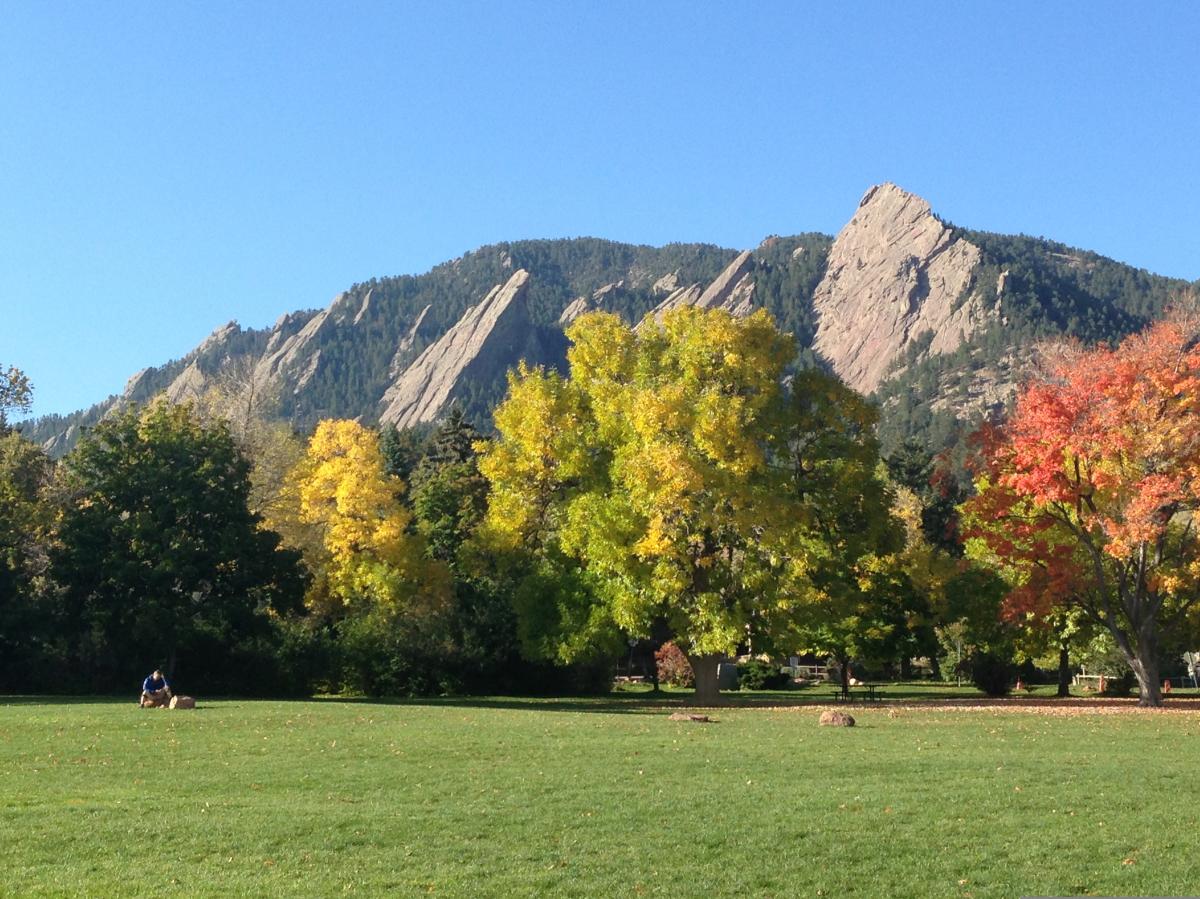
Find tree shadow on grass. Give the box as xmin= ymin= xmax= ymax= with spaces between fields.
xmin=8 ymin=690 xmax=1198 ymax=715
xmin=312 ymin=691 xmax=889 ymax=715
xmin=0 ymin=695 xmax=138 ymax=706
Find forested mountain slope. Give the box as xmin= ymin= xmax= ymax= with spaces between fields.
xmin=21 ymin=185 xmax=1195 ymax=456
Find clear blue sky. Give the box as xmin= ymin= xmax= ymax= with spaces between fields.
xmin=3 ymin=1 xmax=1198 ymax=418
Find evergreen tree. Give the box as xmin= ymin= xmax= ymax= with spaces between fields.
xmin=379 ymin=423 xmax=428 ymax=482
xmin=410 ymin=407 xmax=488 ymax=567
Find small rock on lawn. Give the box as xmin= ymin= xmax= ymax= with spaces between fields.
xmin=819 ymin=710 xmax=855 ymax=727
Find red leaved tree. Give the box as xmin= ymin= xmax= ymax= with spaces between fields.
xmin=963 ymin=313 xmax=1200 ymax=706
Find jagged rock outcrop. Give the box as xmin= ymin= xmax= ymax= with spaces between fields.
xmin=558 ymin=297 xmax=591 ymax=325
xmin=379 ymin=269 xmax=538 ymax=428
xmin=253 ymin=308 xmax=328 ymax=395
xmin=651 ymin=283 xmax=702 ymax=315
xmin=160 ymin=321 xmax=243 ymax=404
xmin=651 ymin=250 xmax=755 ymax=318
xmin=388 ymin=304 xmax=435 ymax=376
xmin=164 ymin=361 xmax=207 ymax=404
xmin=652 ymin=272 xmax=680 ymax=295
xmin=812 ymin=183 xmax=990 ymax=394
xmin=352 ymin=287 xmax=374 ymax=325
xmin=558 ymin=280 xmax=626 ymax=325
xmin=41 ymin=424 xmax=80 ymax=458
xmin=252 ymin=287 xmax=380 ymax=398
xmin=123 ymin=368 xmax=151 ymax=398
xmin=193 ymin=321 xmax=241 ymax=357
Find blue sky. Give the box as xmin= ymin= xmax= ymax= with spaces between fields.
xmin=3 ymin=1 xmax=1198 ymax=417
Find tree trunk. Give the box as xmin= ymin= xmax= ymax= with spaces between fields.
xmin=1106 ymin=613 xmax=1163 ymax=707
xmin=1128 ymin=634 xmax=1162 ymax=707
xmin=839 ymin=654 xmax=851 ymax=694
xmin=688 ymin=654 xmax=723 ymax=705
xmin=900 ymin=656 xmax=912 ymax=680
xmin=1056 ymin=643 xmax=1072 ymax=698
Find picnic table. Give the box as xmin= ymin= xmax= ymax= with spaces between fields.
xmin=830 ymin=683 xmax=883 ymax=702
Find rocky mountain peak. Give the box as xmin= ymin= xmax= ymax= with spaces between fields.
xmin=811 ymin=183 xmax=990 ymax=393
xmin=379 ymin=269 xmax=539 ymax=429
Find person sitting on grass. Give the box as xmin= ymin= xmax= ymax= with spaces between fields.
xmin=139 ymin=669 xmax=172 ymax=708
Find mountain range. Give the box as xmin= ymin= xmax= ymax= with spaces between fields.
xmin=22 ymin=183 xmax=1196 ymax=457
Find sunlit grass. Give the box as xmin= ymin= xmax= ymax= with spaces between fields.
xmin=2 ymin=696 xmax=1199 ymax=897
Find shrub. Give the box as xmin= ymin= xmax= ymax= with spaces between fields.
xmin=655 ymin=641 xmax=694 ymax=687
xmin=737 ymin=659 xmax=791 ymax=690
xmin=969 ymin=651 xmax=1013 ymax=696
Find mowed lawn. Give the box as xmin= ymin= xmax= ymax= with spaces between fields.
xmin=3 ymin=696 xmax=1199 ymax=898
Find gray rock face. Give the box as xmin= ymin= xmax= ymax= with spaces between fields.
xmin=652 ymin=271 xmax=680 ymax=295
xmin=693 ymin=250 xmax=755 ymax=315
xmin=650 ymin=250 xmax=756 ymax=319
xmin=253 ymin=304 xmax=334 ymax=397
xmin=159 ymin=321 xmax=243 ymax=404
xmin=379 ymin=269 xmax=535 ymax=428
xmin=389 ymin=304 xmax=435 ymax=377
xmin=352 ymin=288 xmax=374 ymax=326
xmin=163 ymin=361 xmax=207 ymax=404
xmin=811 ymin=183 xmax=991 ymax=394
xmin=41 ymin=423 xmax=80 ymax=458
xmin=558 ymin=280 xmax=626 ymax=325
xmin=558 ymin=297 xmax=591 ymax=325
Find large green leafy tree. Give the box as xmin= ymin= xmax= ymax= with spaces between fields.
xmin=0 ymin=430 xmax=53 ymax=688
xmin=52 ymin=401 xmax=305 ymax=690
xmin=775 ymin=371 xmax=922 ymax=687
xmin=481 ymin=308 xmax=891 ymax=701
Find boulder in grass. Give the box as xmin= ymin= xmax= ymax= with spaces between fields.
xmin=819 ymin=710 xmax=855 ymax=727
xmin=169 ymin=695 xmax=196 ymax=710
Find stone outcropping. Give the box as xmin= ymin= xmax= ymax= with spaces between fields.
xmin=252 ymin=306 xmax=334 ymax=397
xmin=379 ymin=269 xmax=537 ymax=428
xmin=388 ymin=304 xmax=435 ymax=377
xmin=559 ymin=280 xmax=627 ymax=325
xmin=811 ymin=183 xmax=991 ymax=394
xmin=650 ymin=250 xmax=756 ymax=319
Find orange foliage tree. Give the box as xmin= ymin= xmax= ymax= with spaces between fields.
xmin=963 ymin=314 xmax=1200 ymax=706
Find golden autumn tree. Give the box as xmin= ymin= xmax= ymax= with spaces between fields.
xmin=276 ymin=419 xmax=448 ymax=617
xmin=480 ymin=307 xmax=892 ymax=701
xmin=963 ymin=313 xmax=1200 ymax=706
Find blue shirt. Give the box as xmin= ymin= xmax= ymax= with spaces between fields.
xmin=143 ymin=674 xmax=170 ymax=693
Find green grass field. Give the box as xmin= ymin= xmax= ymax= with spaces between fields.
xmin=3 ymin=694 xmax=1199 ymax=898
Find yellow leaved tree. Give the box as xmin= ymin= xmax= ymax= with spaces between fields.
xmin=273 ymin=419 xmax=449 ymax=617
xmin=479 ymin=307 xmax=890 ymax=701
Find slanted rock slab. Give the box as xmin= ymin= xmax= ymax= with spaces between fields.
xmin=668 ymin=712 xmax=713 ymax=723
xmin=819 ymin=710 xmax=855 ymax=727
